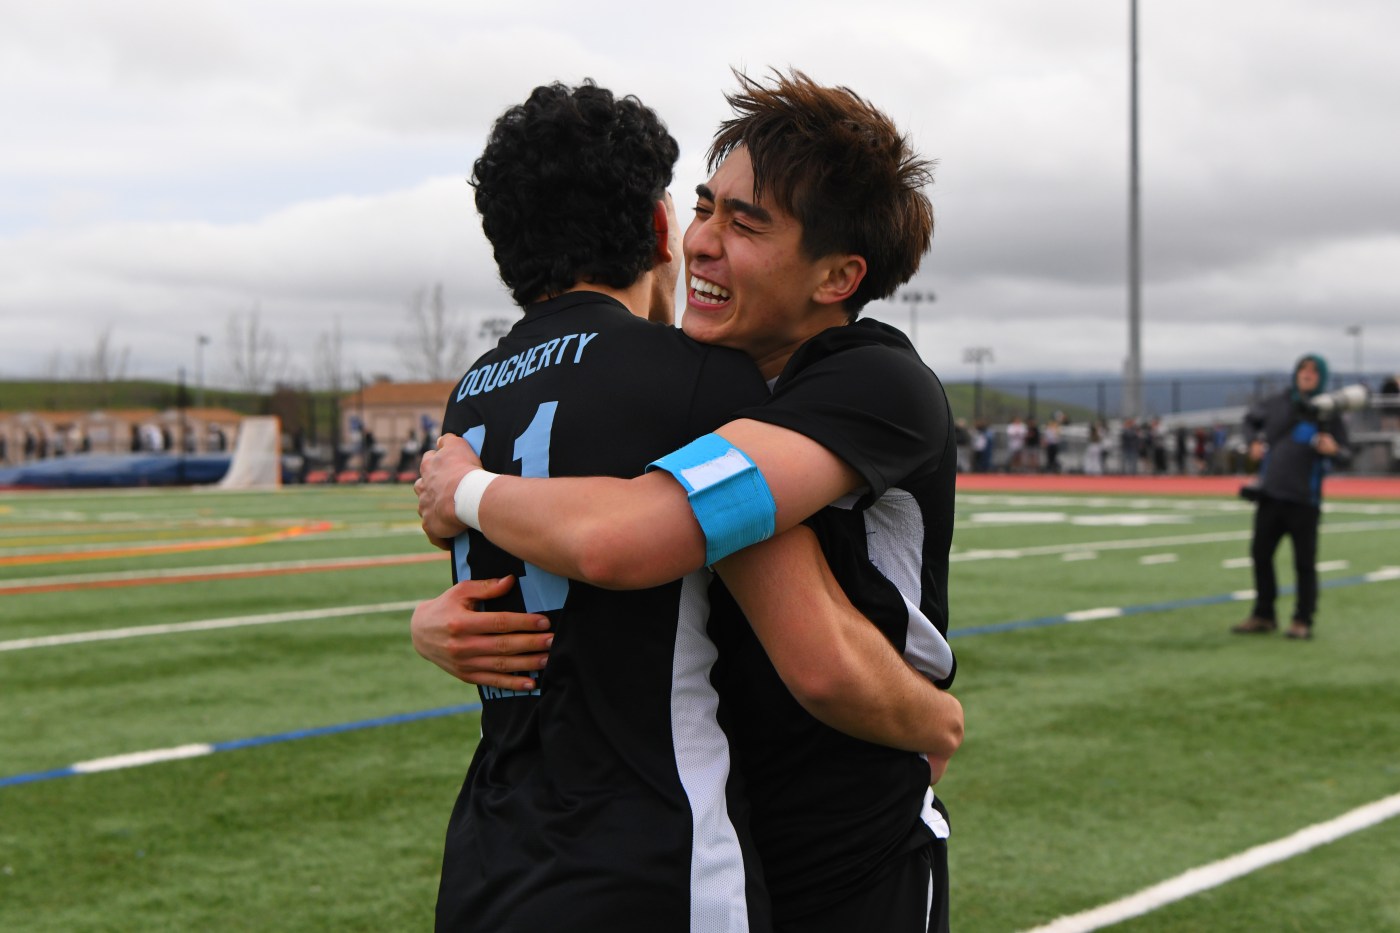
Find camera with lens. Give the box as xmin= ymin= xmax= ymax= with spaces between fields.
xmin=1306 ymin=384 xmax=1369 ymax=416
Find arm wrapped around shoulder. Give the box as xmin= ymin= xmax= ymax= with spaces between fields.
xmin=648 ymin=434 xmax=776 ymax=565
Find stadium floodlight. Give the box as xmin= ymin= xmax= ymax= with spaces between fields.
xmin=898 ymin=289 xmax=937 ymax=354
xmin=1345 ymin=324 xmax=1363 ymax=382
xmin=963 ymin=346 xmax=994 ymax=420
xmin=195 ymin=334 xmax=211 ymax=409
xmin=1123 ymin=0 xmax=1144 ymax=421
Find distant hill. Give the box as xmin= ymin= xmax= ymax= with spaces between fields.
xmin=953 ymin=369 xmax=1318 ymax=420
xmin=0 ymin=379 xmax=266 ymax=414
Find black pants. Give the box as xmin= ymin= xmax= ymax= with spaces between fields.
xmin=1250 ymin=496 xmax=1321 ymax=625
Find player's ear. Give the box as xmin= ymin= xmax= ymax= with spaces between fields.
xmin=652 ymin=198 xmax=675 ymax=265
xmin=812 ymin=254 xmax=867 ymax=306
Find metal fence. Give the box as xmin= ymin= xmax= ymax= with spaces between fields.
xmin=954 ymin=375 xmax=1400 ymax=476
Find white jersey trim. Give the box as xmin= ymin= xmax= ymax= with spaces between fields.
xmin=671 ymin=570 xmax=753 ymax=931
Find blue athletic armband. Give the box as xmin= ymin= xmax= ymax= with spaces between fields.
xmin=647 ymin=434 xmax=777 ymax=566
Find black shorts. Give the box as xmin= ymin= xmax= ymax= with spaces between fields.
xmin=778 ymin=822 xmax=949 ymax=933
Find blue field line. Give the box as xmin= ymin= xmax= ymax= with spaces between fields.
xmin=211 ymin=703 xmax=482 ymax=752
xmin=953 ymin=590 xmax=1245 ymax=637
xmin=0 ymin=702 xmax=482 ymax=789
xmin=6 ymin=569 xmax=1396 ymax=790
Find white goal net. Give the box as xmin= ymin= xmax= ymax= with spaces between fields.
xmin=217 ymin=416 xmax=282 ymax=489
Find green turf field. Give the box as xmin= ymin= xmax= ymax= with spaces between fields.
xmin=2 ymin=485 xmax=1397 ymax=932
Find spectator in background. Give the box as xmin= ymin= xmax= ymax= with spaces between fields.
xmin=398 ymin=430 xmax=421 ymax=475
xmin=1084 ymin=420 xmax=1105 ymax=475
xmin=954 ymin=418 xmax=972 ymax=473
xmin=1149 ymin=418 xmax=1168 ymax=474
xmin=1381 ymin=374 xmax=1400 ymax=430
xmin=974 ymin=420 xmax=994 ymax=473
xmin=1043 ymin=414 xmax=1063 ymax=474
xmin=1233 ymin=354 xmax=1351 ymax=641
xmin=1211 ymin=423 xmax=1231 ymax=474
xmin=1192 ymin=427 xmax=1210 ymax=475
xmin=362 ymin=430 xmax=380 ymax=474
xmin=1005 ymin=415 xmax=1026 ymax=472
xmin=1119 ymin=418 xmax=1140 ymax=475
xmin=1023 ymin=417 xmax=1042 ymax=473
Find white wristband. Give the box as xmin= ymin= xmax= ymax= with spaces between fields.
xmin=452 ymin=469 xmax=500 ymax=531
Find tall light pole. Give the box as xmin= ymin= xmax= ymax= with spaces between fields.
xmin=195 ymin=334 xmax=210 ymax=409
xmin=899 ymin=290 xmax=937 ymax=353
xmin=1123 ymin=0 xmax=1144 ymax=420
xmin=1345 ymin=324 xmax=1364 ymax=383
xmin=963 ymin=346 xmax=994 ymax=420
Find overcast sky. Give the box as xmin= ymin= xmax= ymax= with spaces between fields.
xmin=3 ymin=0 xmax=1397 ymax=394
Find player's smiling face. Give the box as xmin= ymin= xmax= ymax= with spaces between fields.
xmin=681 ymin=147 xmax=856 ymax=378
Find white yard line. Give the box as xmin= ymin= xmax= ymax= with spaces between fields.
xmin=0 ymin=523 xmax=423 ymax=558
xmin=0 ymin=553 xmax=441 ymax=591
xmin=1018 ymin=792 xmax=1400 ymax=933
xmin=951 ymin=519 xmax=1400 ymax=563
xmin=0 ymin=602 xmax=419 ymax=651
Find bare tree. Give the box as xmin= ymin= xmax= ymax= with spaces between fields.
xmin=396 ymin=283 xmax=470 ymax=381
xmin=73 ymin=325 xmax=132 ymax=385
xmin=225 ymin=304 xmax=288 ymax=393
xmin=42 ymin=349 xmax=62 ymax=381
xmin=313 ymin=317 xmax=348 ymax=394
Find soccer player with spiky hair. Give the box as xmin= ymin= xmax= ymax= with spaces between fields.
xmin=420 ymin=77 xmax=961 ymax=932
xmin=419 ymin=71 xmax=962 ymax=932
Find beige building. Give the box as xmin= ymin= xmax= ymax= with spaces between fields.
xmin=338 ymin=380 xmax=456 ymax=474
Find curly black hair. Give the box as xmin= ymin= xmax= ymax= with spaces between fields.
xmin=470 ymin=81 xmax=680 ymax=307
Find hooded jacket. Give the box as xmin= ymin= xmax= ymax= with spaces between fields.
xmin=1244 ymin=354 xmax=1352 ymax=506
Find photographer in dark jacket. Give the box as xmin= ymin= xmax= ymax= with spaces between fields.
xmin=1233 ymin=354 xmax=1351 ymax=640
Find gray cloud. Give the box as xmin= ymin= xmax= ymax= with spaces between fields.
xmin=1 ymin=0 xmax=1397 ymax=391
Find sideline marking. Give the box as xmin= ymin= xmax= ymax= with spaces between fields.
xmin=0 ymin=552 xmax=443 ymax=595
xmin=0 ymin=704 xmax=482 ymax=788
xmin=950 ymin=518 xmax=1400 ymax=563
xmin=6 ymin=568 xmax=1398 ymax=789
xmin=1018 ymin=791 xmax=1400 ymax=933
xmin=0 ymin=602 xmax=420 ymax=652
xmin=0 ymin=521 xmax=334 ymax=566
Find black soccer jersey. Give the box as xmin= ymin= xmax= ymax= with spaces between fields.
xmin=435 ymin=292 xmax=772 ymax=933
xmin=710 ymin=319 xmax=958 ymax=925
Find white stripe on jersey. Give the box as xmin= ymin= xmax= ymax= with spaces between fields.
xmin=671 ymin=570 xmax=754 ymax=932
xmin=921 ymin=786 xmax=950 ymax=840
xmin=861 ymin=488 xmax=955 ymax=682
